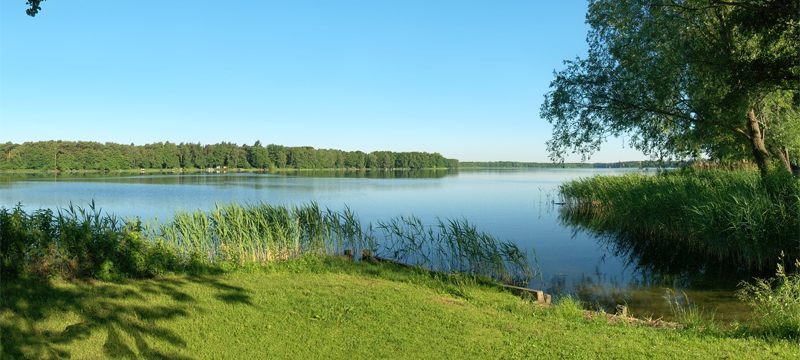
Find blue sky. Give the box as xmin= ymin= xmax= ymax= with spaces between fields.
xmin=0 ymin=0 xmax=645 ymax=162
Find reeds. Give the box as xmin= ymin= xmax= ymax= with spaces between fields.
xmin=378 ymin=216 xmax=533 ymax=285
xmin=154 ymin=203 xmax=377 ymax=265
xmin=0 ymin=202 xmax=533 ymax=285
xmin=559 ymin=168 xmax=800 ymax=275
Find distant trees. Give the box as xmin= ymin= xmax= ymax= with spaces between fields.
xmin=459 ymin=161 xmax=685 ymax=169
xmin=247 ymin=141 xmax=270 ymax=169
xmin=0 ymin=141 xmax=457 ymax=171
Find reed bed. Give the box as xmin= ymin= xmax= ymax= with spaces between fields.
xmin=559 ymin=168 xmax=800 ymax=275
xmin=0 ymin=202 xmax=533 ymax=285
xmin=378 ymin=216 xmax=532 ymax=285
xmin=155 ymin=203 xmax=377 ymax=265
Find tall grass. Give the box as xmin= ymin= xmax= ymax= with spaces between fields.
xmin=155 ymin=203 xmax=377 ymax=266
xmin=378 ymin=217 xmax=533 ymax=284
xmin=559 ymin=168 xmax=800 ymax=275
xmin=663 ymin=289 xmax=718 ymax=332
xmin=738 ymin=259 xmax=800 ymax=339
xmin=0 ymin=202 xmax=533 ymax=285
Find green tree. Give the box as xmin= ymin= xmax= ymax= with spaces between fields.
xmin=247 ymin=141 xmax=270 ymax=169
xmin=266 ymin=144 xmax=288 ymax=169
xmin=541 ymin=0 xmax=799 ymax=175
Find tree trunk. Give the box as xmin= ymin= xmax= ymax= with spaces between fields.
xmin=775 ymin=146 xmax=793 ymax=175
xmin=746 ymin=108 xmax=771 ymax=176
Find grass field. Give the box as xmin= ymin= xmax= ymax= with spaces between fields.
xmin=2 ymin=257 xmax=798 ymax=359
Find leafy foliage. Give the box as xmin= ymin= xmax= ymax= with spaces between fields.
xmin=25 ymin=0 xmax=44 ymax=17
xmin=541 ymin=0 xmax=800 ymax=172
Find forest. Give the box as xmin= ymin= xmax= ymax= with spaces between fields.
xmin=0 ymin=141 xmax=458 ymax=171
xmin=459 ymin=160 xmax=687 ymax=169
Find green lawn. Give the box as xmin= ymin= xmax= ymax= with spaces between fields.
xmin=2 ymin=257 xmax=798 ymax=359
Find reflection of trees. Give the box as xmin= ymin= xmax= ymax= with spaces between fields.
xmin=557 ymin=274 xmax=750 ymax=322
xmin=559 ymin=208 xmax=754 ymax=288
xmin=1 ymin=275 xmax=253 ymax=358
xmin=541 ymin=212 xmax=755 ymax=321
xmin=545 ymin=269 xmax=634 ymax=312
xmin=279 ymin=169 xmax=457 ymax=179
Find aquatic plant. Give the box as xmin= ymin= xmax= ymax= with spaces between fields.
xmin=377 ymin=216 xmax=533 ymax=285
xmin=559 ymin=168 xmax=800 ymax=275
xmin=0 ymin=202 xmax=533 ymax=285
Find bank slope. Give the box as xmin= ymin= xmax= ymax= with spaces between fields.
xmin=2 ymin=258 xmax=797 ymax=359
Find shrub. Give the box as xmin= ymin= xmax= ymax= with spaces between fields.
xmin=738 ymin=259 xmax=800 ymax=339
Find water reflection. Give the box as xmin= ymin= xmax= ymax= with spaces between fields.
xmin=0 ymin=168 xmax=749 ymax=320
xmin=557 ymin=204 xmax=755 ymax=321
xmin=559 ymin=209 xmax=753 ymax=287
xmin=276 ymin=169 xmax=456 ymax=179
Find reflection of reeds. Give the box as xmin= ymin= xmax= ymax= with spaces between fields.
xmin=378 ymin=217 xmax=534 ymax=285
xmin=1 ymin=202 xmax=534 ymax=285
xmin=559 ymin=169 xmax=800 ymax=275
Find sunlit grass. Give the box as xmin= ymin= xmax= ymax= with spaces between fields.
xmin=2 ymin=257 xmax=798 ymax=359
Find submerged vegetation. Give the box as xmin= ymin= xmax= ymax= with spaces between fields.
xmin=560 ymin=168 xmax=800 ymax=276
xmin=0 ymin=202 xmax=532 ymax=285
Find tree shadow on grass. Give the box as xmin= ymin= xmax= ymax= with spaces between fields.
xmin=1 ymin=273 xmax=254 ymax=359
xmin=188 ymin=275 xmax=254 ymax=306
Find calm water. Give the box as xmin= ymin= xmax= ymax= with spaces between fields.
xmin=0 ymin=169 xmax=748 ymax=320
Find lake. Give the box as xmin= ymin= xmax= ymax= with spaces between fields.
xmin=0 ymin=169 xmax=748 ymax=320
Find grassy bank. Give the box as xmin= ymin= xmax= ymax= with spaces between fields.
xmin=559 ymin=169 xmax=800 ymax=275
xmin=2 ymin=257 xmax=798 ymax=359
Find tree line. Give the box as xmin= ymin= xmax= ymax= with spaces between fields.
xmin=0 ymin=141 xmax=458 ymax=171
xmin=459 ymin=161 xmax=686 ymax=169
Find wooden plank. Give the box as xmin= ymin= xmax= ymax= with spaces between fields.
xmin=500 ymin=284 xmax=551 ymax=305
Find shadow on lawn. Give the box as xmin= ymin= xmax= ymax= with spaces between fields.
xmin=0 ymin=273 xmax=253 ymax=359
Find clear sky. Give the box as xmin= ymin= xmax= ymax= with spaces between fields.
xmin=0 ymin=0 xmax=646 ymax=162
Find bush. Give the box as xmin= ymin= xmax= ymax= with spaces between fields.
xmin=0 ymin=203 xmax=187 ymax=280
xmin=738 ymin=259 xmax=800 ymax=339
